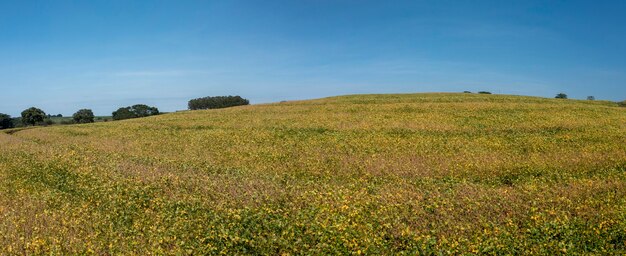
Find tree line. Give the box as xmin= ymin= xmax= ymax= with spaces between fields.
xmin=0 ymin=95 xmax=250 ymax=130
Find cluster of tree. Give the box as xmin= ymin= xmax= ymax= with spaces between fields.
xmin=0 ymin=107 xmax=99 ymax=130
xmin=188 ymin=95 xmax=249 ymax=110
xmin=0 ymin=113 xmax=13 ymax=129
xmin=112 ymin=104 xmax=160 ymax=120
xmin=555 ymin=93 xmax=568 ymax=99
xmin=0 ymin=107 xmax=50 ymax=129
xmin=73 ymin=109 xmax=95 ymax=123
xmin=1 ymin=103 xmax=162 ymax=130
xmin=462 ymin=91 xmax=492 ymax=94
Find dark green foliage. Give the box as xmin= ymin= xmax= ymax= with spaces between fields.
xmin=0 ymin=113 xmax=14 ymax=129
xmin=555 ymin=93 xmax=568 ymax=99
xmin=21 ymin=107 xmax=46 ymax=126
xmin=112 ymin=104 xmax=160 ymax=121
xmin=587 ymin=96 xmax=595 ymax=101
xmin=72 ymin=109 xmax=95 ymax=124
xmin=463 ymin=91 xmax=472 ymax=93
xmin=188 ymin=95 xmax=250 ymax=110
xmin=478 ymin=91 xmax=492 ymax=94
xmin=11 ymin=117 xmax=24 ymax=128
xmin=618 ymin=100 xmax=626 ymax=107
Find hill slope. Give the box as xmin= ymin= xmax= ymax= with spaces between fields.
xmin=1 ymin=93 xmax=625 ymax=254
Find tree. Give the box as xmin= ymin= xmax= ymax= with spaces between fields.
xmin=112 ymin=104 xmax=160 ymax=121
xmin=478 ymin=91 xmax=492 ymax=94
xmin=619 ymin=100 xmax=626 ymax=107
xmin=555 ymin=93 xmax=568 ymax=99
xmin=188 ymin=95 xmax=250 ymax=110
xmin=587 ymin=96 xmax=595 ymax=100
xmin=73 ymin=109 xmax=95 ymax=123
xmin=0 ymin=113 xmax=14 ymax=129
xmin=130 ymin=104 xmax=160 ymax=117
xmin=21 ymin=107 xmax=46 ymax=126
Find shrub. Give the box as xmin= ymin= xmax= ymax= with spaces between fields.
xmin=0 ymin=113 xmax=14 ymax=130
xmin=112 ymin=104 xmax=160 ymax=121
xmin=11 ymin=117 xmax=24 ymax=127
xmin=463 ymin=91 xmax=472 ymax=93
xmin=188 ymin=95 xmax=250 ymax=110
xmin=587 ymin=96 xmax=595 ymax=101
xmin=618 ymin=100 xmax=626 ymax=107
xmin=478 ymin=91 xmax=492 ymax=94
xmin=21 ymin=107 xmax=46 ymax=126
xmin=42 ymin=119 xmax=54 ymax=126
xmin=73 ymin=109 xmax=95 ymax=124
xmin=555 ymin=93 xmax=568 ymax=99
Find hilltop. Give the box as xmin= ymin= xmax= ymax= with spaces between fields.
xmin=1 ymin=93 xmax=625 ymax=254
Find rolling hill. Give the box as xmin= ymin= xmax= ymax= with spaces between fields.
xmin=1 ymin=93 xmax=625 ymax=254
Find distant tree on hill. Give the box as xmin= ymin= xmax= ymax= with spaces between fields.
xmin=56 ymin=114 xmax=63 ymax=117
xmin=555 ymin=93 xmax=568 ymax=99
xmin=587 ymin=96 xmax=595 ymax=100
xmin=619 ymin=100 xmax=626 ymax=107
xmin=478 ymin=91 xmax=492 ymax=94
xmin=0 ymin=113 xmax=14 ymax=129
xmin=112 ymin=104 xmax=160 ymax=120
xmin=463 ymin=91 xmax=472 ymax=93
xmin=188 ymin=95 xmax=250 ymax=110
xmin=73 ymin=109 xmax=95 ymax=123
xmin=21 ymin=107 xmax=46 ymax=126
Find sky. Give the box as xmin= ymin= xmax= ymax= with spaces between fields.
xmin=1 ymin=0 xmax=625 ymax=116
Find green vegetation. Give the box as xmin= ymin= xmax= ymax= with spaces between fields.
xmin=0 ymin=113 xmax=14 ymax=129
xmin=112 ymin=104 xmax=160 ymax=120
xmin=72 ymin=109 xmax=95 ymax=124
xmin=188 ymin=95 xmax=250 ymax=110
xmin=20 ymin=107 xmax=46 ymax=126
xmin=0 ymin=93 xmax=625 ymax=254
xmin=555 ymin=93 xmax=568 ymax=99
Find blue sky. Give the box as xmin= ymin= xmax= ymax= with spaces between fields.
xmin=1 ymin=0 xmax=625 ymax=116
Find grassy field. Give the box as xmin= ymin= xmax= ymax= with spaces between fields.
xmin=0 ymin=93 xmax=625 ymax=254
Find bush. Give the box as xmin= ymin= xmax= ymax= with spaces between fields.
xmin=42 ymin=119 xmax=54 ymax=126
xmin=188 ymin=95 xmax=250 ymax=110
xmin=21 ymin=107 xmax=46 ymax=126
xmin=73 ymin=109 xmax=95 ymax=124
xmin=112 ymin=104 xmax=160 ymax=121
xmin=478 ymin=91 xmax=492 ymax=94
xmin=587 ymin=96 xmax=595 ymax=101
xmin=11 ymin=117 xmax=24 ymax=128
xmin=555 ymin=93 xmax=568 ymax=99
xmin=463 ymin=91 xmax=472 ymax=93
xmin=0 ymin=113 xmax=14 ymax=130
xmin=618 ymin=100 xmax=626 ymax=107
